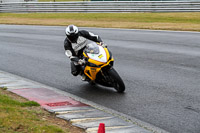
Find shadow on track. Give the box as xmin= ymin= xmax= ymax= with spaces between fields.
xmin=75 ymin=83 xmax=126 ymax=96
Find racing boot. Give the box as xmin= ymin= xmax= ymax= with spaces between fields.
xmin=81 ymin=74 xmax=86 ymax=81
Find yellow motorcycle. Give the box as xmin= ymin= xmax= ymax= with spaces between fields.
xmin=79 ymin=42 xmax=125 ymax=93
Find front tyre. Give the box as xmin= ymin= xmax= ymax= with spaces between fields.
xmin=108 ymin=68 xmax=125 ymax=93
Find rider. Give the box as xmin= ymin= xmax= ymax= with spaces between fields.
xmin=64 ymin=24 xmax=106 ymax=78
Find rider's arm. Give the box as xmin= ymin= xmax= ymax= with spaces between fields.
xmin=79 ymin=30 xmax=103 ymax=43
xmin=64 ymin=38 xmax=77 ymax=60
xmin=79 ymin=30 xmax=107 ymax=47
xmin=64 ymin=38 xmax=85 ymax=65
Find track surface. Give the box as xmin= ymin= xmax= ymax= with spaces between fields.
xmin=0 ymin=25 xmax=200 ymax=133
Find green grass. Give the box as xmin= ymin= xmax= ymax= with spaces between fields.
xmin=0 ymin=87 xmax=7 ymax=90
xmin=0 ymin=12 xmax=200 ymax=31
xmin=1 ymin=12 xmax=200 ymax=23
xmin=0 ymin=90 xmax=68 ymax=133
xmin=38 ymin=0 xmax=83 ymax=2
xmin=0 ymin=94 xmax=40 ymax=107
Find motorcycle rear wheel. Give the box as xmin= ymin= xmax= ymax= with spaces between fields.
xmin=108 ymin=68 xmax=125 ymax=93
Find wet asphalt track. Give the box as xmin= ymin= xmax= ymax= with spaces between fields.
xmin=0 ymin=25 xmax=200 ymax=133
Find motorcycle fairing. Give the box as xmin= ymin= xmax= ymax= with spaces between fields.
xmin=83 ymin=42 xmax=113 ymax=81
xmin=84 ymin=59 xmax=114 ymax=81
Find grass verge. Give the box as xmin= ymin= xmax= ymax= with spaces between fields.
xmin=0 ymin=87 xmax=85 ymax=133
xmin=0 ymin=12 xmax=200 ymax=31
xmin=38 ymin=0 xmax=83 ymax=2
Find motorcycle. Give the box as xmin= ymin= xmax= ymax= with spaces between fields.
xmin=73 ymin=42 xmax=125 ymax=93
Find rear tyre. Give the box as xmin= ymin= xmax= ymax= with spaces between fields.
xmin=87 ymin=81 xmax=96 ymax=86
xmin=108 ymin=68 xmax=125 ymax=93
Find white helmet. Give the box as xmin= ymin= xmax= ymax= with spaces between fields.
xmin=65 ymin=25 xmax=79 ymax=43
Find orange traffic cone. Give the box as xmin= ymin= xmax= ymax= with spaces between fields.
xmin=98 ymin=123 xmax=105 ymax=133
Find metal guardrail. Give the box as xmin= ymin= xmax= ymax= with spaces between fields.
xmin=0 ymin=1 xmax=200 ymax=13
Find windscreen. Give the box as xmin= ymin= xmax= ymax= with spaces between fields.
xmin=84 ymin=42 xmax=99 ymax=54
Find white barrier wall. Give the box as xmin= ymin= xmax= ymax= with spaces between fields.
xmin=0 ymin=1 xmax=200 ymax=12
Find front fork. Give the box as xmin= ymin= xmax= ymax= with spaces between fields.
xmin=100 ymin=66 xmax=114 ymax=85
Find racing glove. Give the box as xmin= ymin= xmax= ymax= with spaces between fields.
xmin=99 ymin=42 xmax=107 ymax=48
xmin=70 ymin=57 xmax=85 ymax=65
xmin=78 ymin=59 xmax=86 ymax=65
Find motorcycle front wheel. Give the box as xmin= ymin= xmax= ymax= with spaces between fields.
xmin=108 ymin=68 xmax=125 ymax=93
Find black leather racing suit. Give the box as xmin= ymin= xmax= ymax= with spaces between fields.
xmin=64 ymin=30 xmax=103 ymax=76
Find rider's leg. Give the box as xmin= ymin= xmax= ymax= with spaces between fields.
xmin=71 ymin=61 xmax=81 ymax=76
